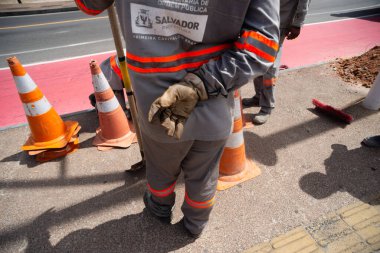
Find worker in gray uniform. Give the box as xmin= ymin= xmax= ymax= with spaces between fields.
xmin=242 ymin=0 xmax=310 ymax=125
xmin=75 ymin=0 xmax=279 ymax=237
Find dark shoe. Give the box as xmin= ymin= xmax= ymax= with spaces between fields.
xmin=242 ymin=96 xmax=260 ymax=107
xmin=362 ymin=135 xmax=380 ymax=148
xmin=252 ymin=109 xmax=271 ymax=125
xmin=89 ymin=93 xmax=96 ymax=107
xmin=143 ymin=191 xmax=173 ymax=224
xmin=178 ymin=218 xmax=202 ymax=239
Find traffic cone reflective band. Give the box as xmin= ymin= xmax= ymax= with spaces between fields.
xmin=217 ymin=90 xmax=261 ymax=191
xmin=7 ymin=57 xmax=79 ymax=151
xmin=90 ymin=60 xmax=136 ymax=150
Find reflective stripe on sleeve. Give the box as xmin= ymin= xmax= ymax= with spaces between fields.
xmin=92 ymin=73 xmax=110 ymax=92
xmin=96 ymin=96 xmax=119 ymax=113
xmin=147 ymin=182 xmax=176 ymax=198
xmin=243 ymin=30 xmax=279 ymax=51
xmin=234 ymin=42 xmax=275 ymax=63
xmin=23 ymin=96 xmax=52 ymax=116
xmin=185 ymin=192 xmax=215 ymax=209
xmin=235 ymin=30 xmax=278 ymax=63
xmin=14 ymin=74 xmax=37 ymax=94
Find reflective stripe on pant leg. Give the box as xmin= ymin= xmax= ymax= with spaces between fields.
xmin=147 ymin=181 xmax=176 ymax=198
xmin=142 ymin=132 xmax=192 ymax=207
xmin=181 ymin=139 xmax=227 ymax=235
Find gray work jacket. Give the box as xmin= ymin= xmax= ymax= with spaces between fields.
xmin=76 ymin=0 xmax=280 ymax=143
xmin=280 ymin=0 xmax=310 ymax=29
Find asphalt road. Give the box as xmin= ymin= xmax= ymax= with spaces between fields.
xmin=0 ymin=0 xmax=379 ymax=68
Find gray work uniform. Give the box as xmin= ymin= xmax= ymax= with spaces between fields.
xmin=253 ymin=0 xmax=310 ymax=110
xmin=76 ymin=0 xmax=279 ymax=234
xmin=100 ymin=55 xmax=127 ymax=108
xmin=100 ymin=55 xmax=123 ymax=91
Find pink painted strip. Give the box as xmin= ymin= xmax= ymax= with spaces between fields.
xmin=1 ymin=17 xmax=379 ymax=128
xmin=281 ymin=16 xmax=380 ymax=68
xmin=0 ymin=53 xmax=113 ymax=128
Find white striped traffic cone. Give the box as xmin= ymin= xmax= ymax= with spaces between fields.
xmin=7 ymin=56 xmax=79 ymax=151
xmin=90 ymin=60 xmax=136 ymax=150
xmin=217 ymin=90 xmax=261 ymax=191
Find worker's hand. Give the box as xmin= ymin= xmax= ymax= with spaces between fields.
xmin=148 ymin=73 xmax=208 ymax=139
xmin=286 ymin=26 xmax=301 ymax=40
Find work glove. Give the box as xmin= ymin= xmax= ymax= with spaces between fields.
xmin=148 ymin=73 xmax=208 ymax=139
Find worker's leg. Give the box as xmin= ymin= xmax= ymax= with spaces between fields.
xmin=181 ymin=139 xmax=227 ymax=235
xmin=142 ymin=133 xmax=193 ymax=220
xmin=242 ymin=76 xmax=262 ymax=107
xmin=253 ymin=36 xmax=285 ymax=124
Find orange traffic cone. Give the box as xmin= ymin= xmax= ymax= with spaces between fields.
xmin=217 ymin=90 xmax=261 ymax=191
xmin=90 ymin=60 xmax=136 ymax=150
xmin=7 ymin=57 xmax=79 ymax=151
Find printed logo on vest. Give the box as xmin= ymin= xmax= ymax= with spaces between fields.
xmin=131 ymin=3 xmax=208 ymax=42
xmin=135 ymin=9 xmax=153 ymax=28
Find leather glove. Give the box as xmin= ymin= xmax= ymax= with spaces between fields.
xmin=148 ymin=73 xmax=208 ymax=139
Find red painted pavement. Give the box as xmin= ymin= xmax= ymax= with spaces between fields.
xmin=0 ymin=17 xmax=379 ymax=128
xmin=0 ymin=52 xmax=113 ymax=129
xmin=281 ymin=16 xmax=380 ymax=68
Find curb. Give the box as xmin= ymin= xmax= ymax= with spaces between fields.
xmin=0 ymin=3 xmax=78 ymax=17
xmin=0 ymin=7 xmax=78 ymax=17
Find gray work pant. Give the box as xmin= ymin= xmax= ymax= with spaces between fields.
xmin=142 ymin=132 xmax=227 ymax=234
xmin=254 ymin=34 xmax=286 ymax=110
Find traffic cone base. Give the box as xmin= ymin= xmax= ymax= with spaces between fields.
xmin=36 ymin=136 xmax=79 ymax=162
xmin=28 ymin=125 xmax=81 ymax=155
xmin=28 ymin=149 xmax=46 ymax=156
xmin=217 ymin=159 xmax=261 ymax=191
xmin=97 ymin=145 xmax=114 ymax=151
xmin=93 ymin=126 xmax=136 ymax=149
xmin=22 ymin=121 xmax=79 ymax=151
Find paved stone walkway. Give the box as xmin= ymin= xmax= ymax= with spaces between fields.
xmin=244 ymin=197 xmax=380 ymax=253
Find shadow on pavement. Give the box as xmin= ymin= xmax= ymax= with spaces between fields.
xmin=47 ymin=210 xmax=193 ymax=253
xmin=0 ymin=156 xmax=145 ymax=189
xmin=244 ymin=98 xmax=378 ymax=166
xmin=1 ymin=187 xmax=194 ymax=253
xmin=299 ymin=143 xmax=380 ymax=204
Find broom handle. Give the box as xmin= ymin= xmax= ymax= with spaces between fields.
xmin=107 ymin=4 xmax=144 ymax=159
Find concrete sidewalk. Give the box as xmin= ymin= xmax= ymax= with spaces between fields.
xmin=0 ymin=0 xmax=77 ymax=16
xmin=0 ymin=63 xmax=379 ymax=252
